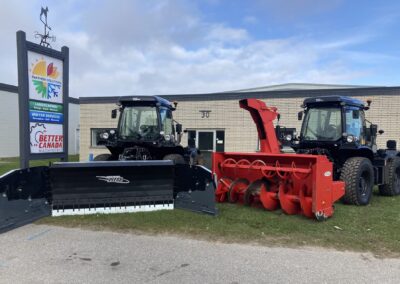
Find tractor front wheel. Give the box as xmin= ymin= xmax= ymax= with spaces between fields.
xmin=340 ymin=157 xmax=374 ymax=205
xmin=93 ymin=154 xmax=112 ymax=161
xmin=379 ymin=157 xmax=400 ymax=196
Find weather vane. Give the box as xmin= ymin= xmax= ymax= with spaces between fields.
xmin=34 ymin=6 xmax=56 ymax=48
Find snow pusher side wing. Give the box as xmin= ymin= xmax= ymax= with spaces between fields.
xmin=213 ymin=152 xmax=345 ymax=220
xmin=174 ymin=164 xmax=217 ymax=215
xmin=1 ymin=161 xmax=216 ymax=233
xmin=0 ymin=167 xmax=51 ymax=234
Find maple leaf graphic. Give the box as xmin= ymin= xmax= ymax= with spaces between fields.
xmin=33 ymin=80 xmax=47 ymax=98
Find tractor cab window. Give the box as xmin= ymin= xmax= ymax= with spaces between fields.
xmin=159 ymin=107 xmax=174 ymax=136
xmin=119 ymin=106 xmax=158 ymax=140
xmin=345 ymin=109 xmax=365 ymax=140
xmin=302 ymin=107 xmax=342 ymax=141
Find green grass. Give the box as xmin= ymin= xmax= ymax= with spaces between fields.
xmin=0 ymin=155 xmax=79 ymax=175
xmin=2 ymin=156 xmax=399 ymax=256
xmin=39 ymin=189 xmax=400 ymax=257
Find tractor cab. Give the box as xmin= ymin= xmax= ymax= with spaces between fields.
xmin=96 ymin=96 xmax=187 ymax=161
xmin=294 ymin=96 xmax=380 ymax=165
xmin=114 ymin=96 xmax=180 ymax=144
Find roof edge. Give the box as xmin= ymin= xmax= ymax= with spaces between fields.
xmin=0 ymin=83 xmax=18 ymax=93
xmin=79 ymin=86 xmax=400 ymax=104
xmin=0 ymin=82 xmax=79 ymax=104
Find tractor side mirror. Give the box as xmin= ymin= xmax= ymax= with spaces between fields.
xmin=277 ymin=114 xmax=281 ymax=121
xmin=364 ymin=100 xmax=372 ymax=110
xmin=111 ymin=109 xmax=117 ymax=119
xmin=370 ymin=124 xmax=378 ymax=136
xmin=297 ymin=111 xmax=303 ymax=121
xmin=378 ymin=130 xmax=385 ymax=135
xmin=352 ymin=110 xmax=359 ymax=119
xmin=176 ymin=123 xmax=182 ymax=134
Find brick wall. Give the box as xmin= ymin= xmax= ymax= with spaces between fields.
xmin=80 ymin=103 xmax=118 ymax=160
xmin=79 ymin=94 xmax=399 ymax=161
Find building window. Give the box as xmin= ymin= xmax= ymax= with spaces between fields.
xmin=90 ymin=128 xmax=115 ymax=147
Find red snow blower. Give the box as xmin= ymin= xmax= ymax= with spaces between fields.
xmin=213 ymin=99 xmax=345 ymax=220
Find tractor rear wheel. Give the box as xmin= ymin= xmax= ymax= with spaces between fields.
xmin=163 ymin=154 xmax=185 ymax=164
xmin=93 ymin=154 xmax=112 ymax=161
xmin=340 ymin=157 xmax=374 ymax=205
xmin=379 ymin=157 xmax=400 ymax=196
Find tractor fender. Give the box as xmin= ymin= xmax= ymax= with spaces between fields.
xmin=338 ymin=147 xmax=374 ymax=165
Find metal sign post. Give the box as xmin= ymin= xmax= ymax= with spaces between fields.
xmin=16 ymin=30 xmax=69 ymax=169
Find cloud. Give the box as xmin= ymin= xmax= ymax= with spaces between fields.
xmin=67 ymin=35 xmax=369 ymax=96
xmin=243 ymin=16 xmax=258 ymax=25
xmin=251 ymin=0 xmax=343 ymax=22
xmin=206 ymin=25 xmax=249 ymax=43
xmin=0 ymin=0 xmax=396 ymax=97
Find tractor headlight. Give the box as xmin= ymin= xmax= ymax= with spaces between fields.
xmin=164 ymin=134 xmax=171 ymax=141
xmin=109 ymin=130 xmax=115 ymax=135
xmin=285 ymin=134 xmax=292 ymax=141
xmin=346 ymin=135 xmax=355 ymax=143
xmin=100 ymin=132 xmax=109 ymax=139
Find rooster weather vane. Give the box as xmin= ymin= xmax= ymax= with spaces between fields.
xmin=34 ymin=6 xmax=56 ymax=48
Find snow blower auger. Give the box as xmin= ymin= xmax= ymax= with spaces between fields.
xmin=213 ymin=99 xmax=345 ymax=220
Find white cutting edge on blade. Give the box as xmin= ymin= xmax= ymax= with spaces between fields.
xmin=52 ymin=203 xmax=174 ymax=216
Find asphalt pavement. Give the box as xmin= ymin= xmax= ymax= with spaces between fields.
xmin=0 ymin=224 xmax=399 ymax=283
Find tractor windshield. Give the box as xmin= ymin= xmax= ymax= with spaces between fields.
xmin=301 ymin=107 xmax=342 ymax=141
xmin=119 ymin=106 xmax=159 ymax=140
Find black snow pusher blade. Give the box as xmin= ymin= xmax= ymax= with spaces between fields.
xmin=0 ymin=160 xmax=216 ymax=233
xmin=50 ymin=161 xmax=175 ymax=216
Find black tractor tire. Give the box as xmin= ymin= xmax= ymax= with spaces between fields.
xmin=379 ymin=157 xmax=400 ymax=196
xmin=93 ymin=154 xmax=112 ymax=161
xmin=163 ymin=154 xmax=185 ymax=164
xmin=340 ymin=157 xmax=374 ymax=205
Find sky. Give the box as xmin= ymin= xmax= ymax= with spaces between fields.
xmin=1 ymin=0 xmax=400 ymax=97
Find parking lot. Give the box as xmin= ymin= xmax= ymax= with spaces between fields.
xmin=1 ymin=224 xmax=400 ymax=283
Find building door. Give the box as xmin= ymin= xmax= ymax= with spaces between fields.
xmin=198 ymin=131 xmax=214 ymax=169
xmin=187 ymin=130 xmax=225 ymax=169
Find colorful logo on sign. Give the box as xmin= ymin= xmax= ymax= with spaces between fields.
xmin=30 ymin=59 xmax=61 ymax=100
xmin=30 ymin=122 xmax=63 ymax=153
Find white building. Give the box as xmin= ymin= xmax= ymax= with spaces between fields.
xmin=0 ymin=82 xmax=80 ymax=158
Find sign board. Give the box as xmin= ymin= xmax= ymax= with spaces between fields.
xmin=28 ymin=51 xmax=64 ymax=103
xmin=17 ymin=31 xmax=69 ymax=168
xmin=30 ymin=122 xmax=63 ymax=153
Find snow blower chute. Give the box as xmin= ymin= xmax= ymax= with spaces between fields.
xmin=213 ymin=99 xmax=345 ymax=220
